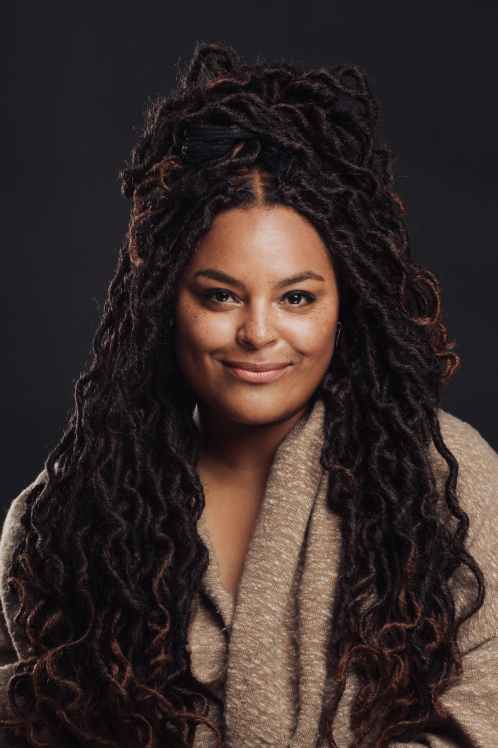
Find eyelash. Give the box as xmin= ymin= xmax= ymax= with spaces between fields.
xmin=201 ymin=288 xmax=317 ymax=307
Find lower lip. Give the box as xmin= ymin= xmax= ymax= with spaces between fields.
xmin=223 ymin=364 xmax=290 ymax=383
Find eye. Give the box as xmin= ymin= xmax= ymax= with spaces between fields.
xmin=283 ymin=291 xmax=316 ymax=306
xmin=201 ymin=289 xmax=237 ymax=304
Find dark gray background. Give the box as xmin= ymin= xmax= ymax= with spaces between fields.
xmin=1 ymin=0 xmax=497 ymax=517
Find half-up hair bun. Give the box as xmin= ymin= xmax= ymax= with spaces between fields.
xmin=121 ymin=42 xmax=391 ymax=206
xmin=120 ymin=43 xmax=401 ymax=270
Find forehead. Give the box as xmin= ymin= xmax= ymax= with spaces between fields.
xmin=188 ymin=205 xmax=334 ymax=278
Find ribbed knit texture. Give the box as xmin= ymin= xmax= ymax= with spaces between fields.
xmin=1 ymin=398 xmax=497 ymax=747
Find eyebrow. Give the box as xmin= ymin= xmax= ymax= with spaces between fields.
xmin=193 ymin=268 xmax=325 ymax=290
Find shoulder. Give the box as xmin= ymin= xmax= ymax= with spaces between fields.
xmin=0 ymin=471 xmax=46 ymax=577
xmin=436 ymin=414 xmax=498 ymax=652
xmin=0 ymin=472 xmax=45 ymax=661
xmin=434 ymin=410 xmax=498 ymax=546
xmin=438 ymin=410 xmax=498 ymax=475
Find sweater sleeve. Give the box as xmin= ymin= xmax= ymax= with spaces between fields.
xmin=0 ymin=597 xmax=17 ymax=716
xmin=0 ymin=499 xmax=24 ymax=723
xmin=391 ymin=413 xmax=498 ymax=748
xmin=0 ymin=475 xmax=45 ymax=746
xmin=0 ymin=610 xmax=24 ymax=746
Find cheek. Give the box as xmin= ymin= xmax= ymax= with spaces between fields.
xmin=175 ymin=300 xmax=230 ymax=360
xmin=284 ymin=310 xmax=337 ymax=361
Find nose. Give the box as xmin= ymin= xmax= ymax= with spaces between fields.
xmin=235 ymin=301 xmax=277 ymax=349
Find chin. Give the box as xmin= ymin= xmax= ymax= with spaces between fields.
xmin=211 ymin=389 xmax=309 ymax=426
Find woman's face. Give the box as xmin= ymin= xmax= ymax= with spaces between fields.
xmin=174 ymin=205 xmax=340 ymax=426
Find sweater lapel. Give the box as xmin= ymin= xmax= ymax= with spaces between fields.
xmin=224 ymin=397 xmax=327 ymax=747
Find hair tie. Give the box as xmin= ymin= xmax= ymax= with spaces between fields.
xmin=181 ymin=123 xmax=285 ymax=164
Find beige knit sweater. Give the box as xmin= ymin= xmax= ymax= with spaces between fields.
xmin=1 ymin=398 xmax=497 ymax=747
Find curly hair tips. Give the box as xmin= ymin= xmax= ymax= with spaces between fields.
xmin=1 ymin=43 xmax=484 ymax=748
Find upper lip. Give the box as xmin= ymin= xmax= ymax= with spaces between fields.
xmin=222 ymin=360 xmax=290 ymax=372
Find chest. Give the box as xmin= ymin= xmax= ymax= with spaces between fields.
xmin=198 ymin=471 xmax=268 ymax=597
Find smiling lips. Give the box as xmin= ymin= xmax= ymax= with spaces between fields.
xmin=222 ymin=360 xmax=290 ymax=383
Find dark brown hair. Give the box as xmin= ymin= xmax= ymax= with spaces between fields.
xmin=1 ymin=43 xmax=484 ymax=748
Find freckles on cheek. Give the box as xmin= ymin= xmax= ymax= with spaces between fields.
xmin=291 ymin=316 xmax=336 ymax=361
xmin=183 ymin=309 xmax=232 ymax=353
xmin=288 ymin=316 xmax=325 ymax=350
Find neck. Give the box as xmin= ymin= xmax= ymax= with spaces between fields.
xmin=195 ymin=398 xmax=313 ymax=480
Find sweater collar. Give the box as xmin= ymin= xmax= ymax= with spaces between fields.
xmin=196 ymin=395 xmax=326 ymax=631
xmin=222 ymin=395 xmax=328 ymax=745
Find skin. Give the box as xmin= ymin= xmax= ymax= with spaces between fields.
xmin=174 ymin=205 xmax=340 ymax=595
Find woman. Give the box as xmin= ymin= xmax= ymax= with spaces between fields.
xmin=0 ymin=43 xmax=497 ymax=748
